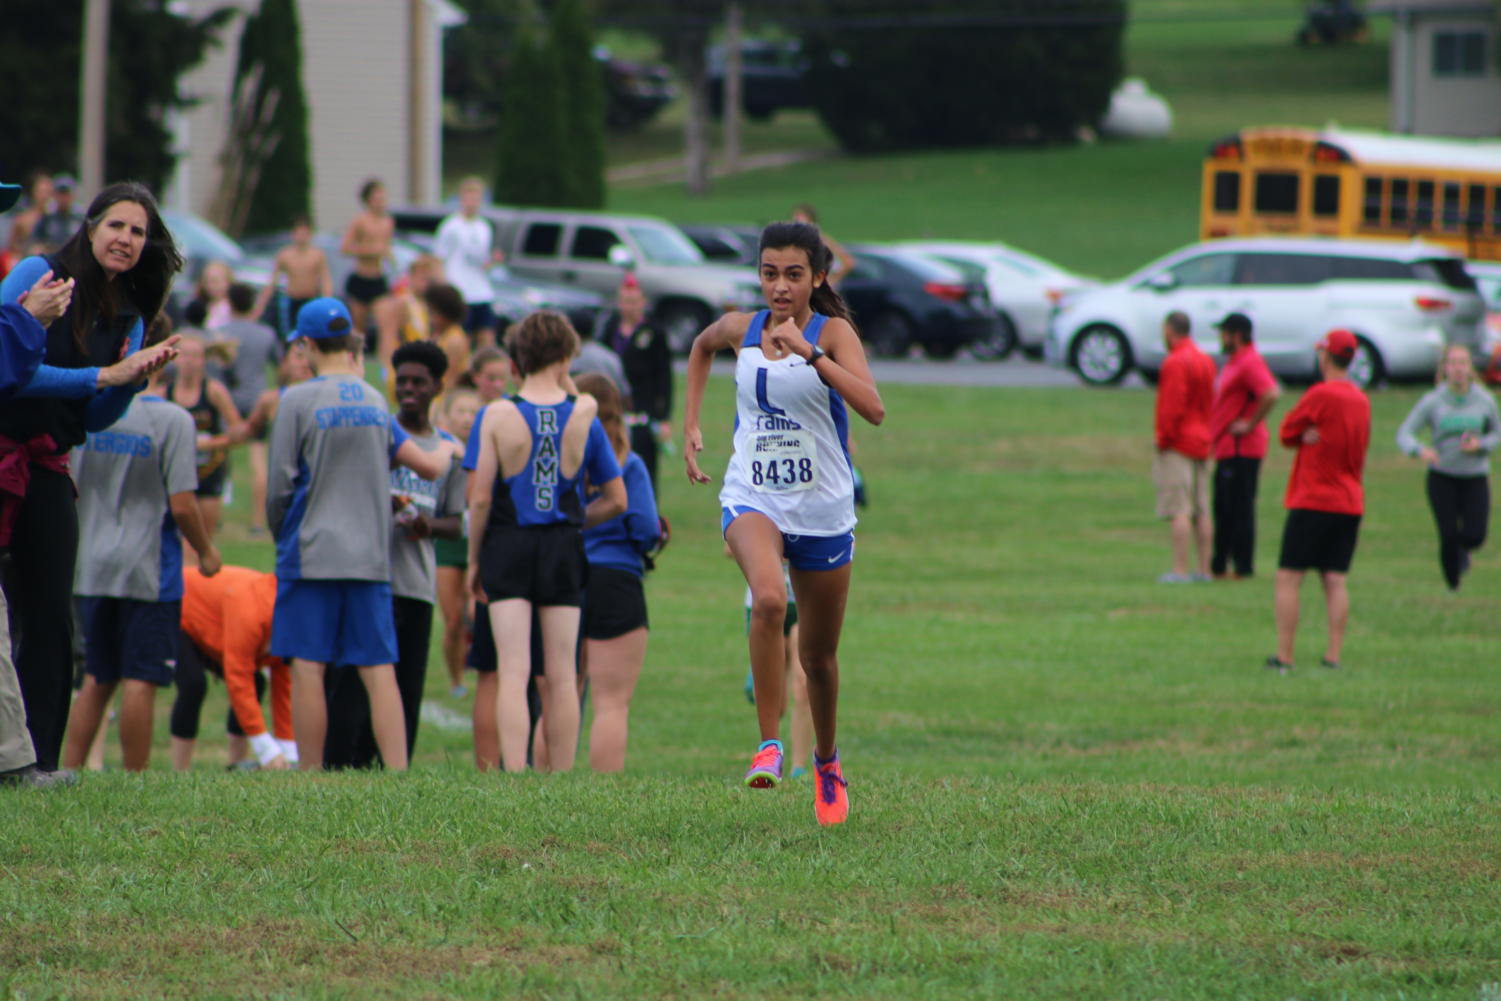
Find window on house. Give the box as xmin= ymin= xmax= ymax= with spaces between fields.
xmin=1433 ymin=30 xmax=1487 ymax=77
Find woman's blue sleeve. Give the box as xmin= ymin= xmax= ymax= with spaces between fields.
xmin=0 ymin=257 xmax=53 ymax=306
xmin=83 ymin=318 xmax=146 ymax=431
xmin=3 ymin=256 xmax=107 ymax=399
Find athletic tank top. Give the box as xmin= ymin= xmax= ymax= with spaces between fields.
xmin=175 ymin=377 xmax=227 ymax=480
xmin=488 ymin=395 xmax=585 ymax=528
xmin=719 ymin=311 xmax=855 ymax=537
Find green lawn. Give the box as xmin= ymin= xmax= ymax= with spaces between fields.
xmin=5 ymin=378 xmax=1501 ymax=998
xmin=595 ymin=4 xmax=1393 ymax=278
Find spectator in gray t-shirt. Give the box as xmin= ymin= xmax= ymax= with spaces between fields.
xmin=221 ymin=283 xmax=283 ymax=416
xmin=325 ymin=341 xmax=465 ymax=768
xmin=63 ymin=367 xmax=222 ymax=772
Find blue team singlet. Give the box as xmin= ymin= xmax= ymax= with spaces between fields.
xmin=489 ymin=395 xmax=585 ymax=527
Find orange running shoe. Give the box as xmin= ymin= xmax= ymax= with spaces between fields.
xmin=813 ymin=751 xmax=849 ymax=825
xmin=744 ymin=739 xmax=784 ymax=788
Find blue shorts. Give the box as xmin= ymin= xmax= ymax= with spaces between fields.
xmin=80 ymin=597 xmax=181 ymax=686
xmin=271 ymin=579 xmax=398 ymax=667
xmin=721 ymin=505 xmax=855 ymax=571
xmin=464 ymin=301 xmax=497 ymax=335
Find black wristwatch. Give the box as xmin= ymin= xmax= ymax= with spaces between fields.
xmin=806 ymin=346 xmax=826 ymax=366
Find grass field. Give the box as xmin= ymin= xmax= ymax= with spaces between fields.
xmin=4 ymin=377 xmax=1501 ymax=999
xmin=596 ymin=4 xmax=1392 ymax=278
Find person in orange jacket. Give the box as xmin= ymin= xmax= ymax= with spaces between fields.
xmin=172 ymin=565 xmax=295 ymax=770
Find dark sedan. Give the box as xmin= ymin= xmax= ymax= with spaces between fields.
xmin=840 ymin=248 xmax=1000 ymax=359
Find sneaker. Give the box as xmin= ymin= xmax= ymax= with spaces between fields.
xmin=790 ymin=766 xmax=807 ymax=781
xmin=0 ymin=765 xmax=77 ymax=789
xmin=1265 ymin=655 xmax=1293 ymax=675
xmin=1319 ymin=657 xmax=1339 ymax=670
xmin=1158 ymin=572 xmax=1193 ymax=583
xmin=744 ymin=739 xmax=783 ymax=788
xmin=743 ymin=669 xmax=756 ymax=705
xmin=813 ymin=751 xmax=849 ymax=825
xmin=450 ymin=684 xmax=468 ymax=699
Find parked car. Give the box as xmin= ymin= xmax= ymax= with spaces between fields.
xmin=841 ymin=247 xmax=999 ymax=359
xmin=679 ymin=222 xmax=762 ymax=267
xmin=1046 ymin=237 xmax=1485 ymax=388
xmin=495 ymin=210 xmax=763 ymax=352
xmin=1469 ymin=261 xmax=1501 ymax=385
xmin=707 ymin=39 xmax=810 ymax=121
xmin=895 ymin=240 xmax=1096 ymax=358
xmin=599 ymin=49 xmax=676 ymax=131
xmin=490 ymin=266 xmax=605 ymax=337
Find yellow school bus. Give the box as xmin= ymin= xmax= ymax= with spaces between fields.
xmin=1201 ymin=126 xmax=1501 ymax=261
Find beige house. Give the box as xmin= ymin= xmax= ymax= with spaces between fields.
xmin=1373 ymin=0 xmax=1501 ymax=137
xmin=168 ymin=0 xmax=465 ymax=234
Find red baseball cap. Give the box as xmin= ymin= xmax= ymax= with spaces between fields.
xmin=1317 ymin=328 xmax=1357 ymax=363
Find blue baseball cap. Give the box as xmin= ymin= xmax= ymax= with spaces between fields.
xmin=293 ymin=297 xmax=354 ymax=341
xmin=0 ymin=183 xmax=21 ymax=214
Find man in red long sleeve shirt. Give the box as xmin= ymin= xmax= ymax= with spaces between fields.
xmin=1269 ymin=329 xmax=1371 ymax=673
xmin=1153 ymin=311 xmax=1217 ymax=582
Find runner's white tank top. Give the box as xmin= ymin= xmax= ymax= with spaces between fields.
xmin=719 ymin=310 xmax=855 ymax=537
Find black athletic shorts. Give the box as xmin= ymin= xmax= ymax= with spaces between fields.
xmin=195 ymin=461 xmax=228 ymax=499
xmin=344 ymin=273 xmax=389 ymax=305
xmin=481 ymin=522 xmax=587 ymax=607
xmin=581 ymin=566 xmax=648 ymax=641
xmin=1278 ymin=508 xmax=1362 ymax=574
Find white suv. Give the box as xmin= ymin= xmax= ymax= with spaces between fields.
xmin=1045 ymin=238 xmax=1485 ymax=388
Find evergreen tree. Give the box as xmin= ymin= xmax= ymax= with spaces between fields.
xmin=232 ymin=0 xmax=312 ymax=235
xmin=550 ymin=0 xmax=606 ymax=208
xmin=494 ymin=17 xmax=569 ymax=206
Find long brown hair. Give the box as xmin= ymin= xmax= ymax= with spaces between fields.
xmin=758 ymin=220 xmax=855 ymax=327
xmin=574 ymin=372 xmax=629 ymax=464
xmin=51 ymin=181 xmax=183 ymax=352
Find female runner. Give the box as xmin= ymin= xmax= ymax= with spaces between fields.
xmin=683 ymin=220 xmax=884 ymax=826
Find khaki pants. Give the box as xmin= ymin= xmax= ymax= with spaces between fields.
xmin=0 ymin=588 xmax=37 ymax=773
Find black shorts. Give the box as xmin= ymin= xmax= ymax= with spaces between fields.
xmin=344 ymin=273 xmax=389 ymax=305
xmin=283 ymin=296 xmax=314 ymax=336
xmin=81 ymin=597 xmax=181 ymax=686
xmin=581 ymin=566 xmax=648 ymax=641
xmin=1279 ymin=508 xmax=1362 ymax=574
xmin=480 ymin=523 xmax=587 ymax=607
xmin=195 ymin=461 xmax=228 ymax=498
xmin=464 ymin=301 xmax=497 ymax=335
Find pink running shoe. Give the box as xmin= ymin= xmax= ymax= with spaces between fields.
xmin=744 ymin=740 xmax=783 ymax=788
xmin=813 ymin=752 xmax=849 ymax=825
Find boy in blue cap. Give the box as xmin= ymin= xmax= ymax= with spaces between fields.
xmin=266 ymin=298 xmax=451 ymax=771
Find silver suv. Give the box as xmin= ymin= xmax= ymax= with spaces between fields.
xmin=1046 ymin=237 xmax=1485 ymax=388
xmin=496 ymin=210 xmax=762 ymax=351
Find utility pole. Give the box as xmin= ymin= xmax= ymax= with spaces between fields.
xmin=79 ymin=0 xmax=111 ymax=199
xmin=723 ymin=2 xmax=743 ymax=173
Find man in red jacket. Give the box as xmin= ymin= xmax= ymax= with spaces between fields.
xmin=1154 ymin=311 xmax=1217 ymax=582
xmin=1269 ymin=329 xmax=1371 ymax=673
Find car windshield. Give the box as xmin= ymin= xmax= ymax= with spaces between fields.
xmin=163 ymin=211 xmax=244 ymax=263
xmin=1413 ymin=258 xmax=1478 ymax=291
xmin=628 ymin=224 xmax=704 ymax=266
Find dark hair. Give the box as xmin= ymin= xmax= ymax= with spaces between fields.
xmin=227 ymin=282 xmax=257 ymax=315
xmin=1218 ymin=312 xmax=1253 ymax=342
xmin=425 ymin=282 xmax=467 ymax=327
xmin=1164 ymin=311 xmax=1190 ymax=337
xmin=146 ymin=313 xmax=173 ymax=347
xmin=505 ymin=310 xmax=579 ymax=376
xmin=392 ymin=339 xmax=449 ymax=382
xmin=359 ymin=178 xmax=384 ymax=204
xmin=51 ymin=181 xmax=183 ymax=354
xmin=757 ymin=221 xmax=855 ymax=327
xmin=291 ymin=214 xmax=311 ymax=228
xmin=183 ymin=299 xmax=207 ymax=327
xmin=574 ymin=372 xmax=628 ymax=462
xmin=309 ymin=333 xmax=361 ymax=355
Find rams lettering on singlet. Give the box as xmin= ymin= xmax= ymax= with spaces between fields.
xmin=532 ymin=406 xmax=559 ymax=511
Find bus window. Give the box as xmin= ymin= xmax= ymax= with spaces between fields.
xmin=1441 ymin=183 xmax=1462 ymax=231
xmin=1415 ymin=180 xmax=1436 ymax=227
xmin=1492 ymin=186 xmax=1501 ymax=232
xmin=1467 ymin=184 xmax=1487 ymax=229
xmin=1313 ymin=176 xmax=1340 ymax=217
xmin=1212 ymin=171 xmax=1240 ymax=212
xmin=1391 ymin=179 xmax=1410 ymax=225
xmin=1363 ymin=176 xmax=1383 ymax=226
xmin=1254 ymin=172 xmax=1299 ymax=214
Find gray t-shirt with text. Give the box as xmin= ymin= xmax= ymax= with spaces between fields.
xmin=267 ymin=374 xmax=406 ymax=582
xmin=73 ymin=395 xmax=198 ymax=601
xmin=389 ymin=427 xmax=465 ymax=602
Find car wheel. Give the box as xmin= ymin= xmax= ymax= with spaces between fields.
xmin=923 ymin=339 xmax=961 ymax=360
xmin=1069 ymin=324 xmax=1132 ymax=385
xmin=656 ymin=301 xmax=713 ymax=354
xmin=969 ymin=312 xmax=1018 ymax=361
xmin=1347 ymin=336 xmax=1385 ymax=390
xmin=865 ymin=312 xmax=914 ymax=358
